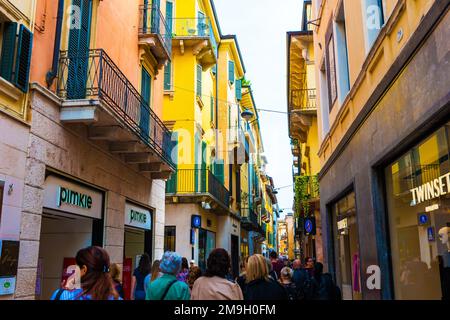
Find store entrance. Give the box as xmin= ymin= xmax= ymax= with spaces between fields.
xmin=231 ymin=235 xmax=239 ymax=278
xmin=122 ymin=227 xmax=152 ymax=300
xmin=332 ymin=191 xmax=362 ymax=300
xmin=37 ymin=210 xmax=95 ymax=300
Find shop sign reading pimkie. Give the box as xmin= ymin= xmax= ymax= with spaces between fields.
xmin=410 ymin=172 xmax=450 ymax=206
xmin=125 ymin=202 xmax=152 ymax=230
xmin=43 ymin=175 xmax=103 ymax=219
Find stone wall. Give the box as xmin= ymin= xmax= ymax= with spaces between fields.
xmin=14 ymin=85 xmax=166 ymax=299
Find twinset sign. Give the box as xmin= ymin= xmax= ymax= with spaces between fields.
xmin=410 ymin=172 xmax=450 ymax=206
xmin=43 ymin=175 xmax=103 ymax=219
xmin=125 ymin=203 xmax=152 ymax=230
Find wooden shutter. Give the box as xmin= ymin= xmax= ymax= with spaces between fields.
xmin=196 ymin=64 xmax=202 ymax=97
xmin=151 ymin=0 xmax=161 ymax=34
xmin=236 ymin=79 xmax=242 ymax=100
xmin=166 ymin=1 xmax=173 ymax=34
xmin=14 ymin=25 xmax=33 ymax=92
xmin=0 ymin=22 xmax=18 ymax=82
xmin=67 ymin=0 xmax=93 ymax=99
xmin=164 ymin=61 xmax=171 ymax=90
xmin=228 ymin=61 xmax=235 ymax=84
xmin=201 ymin=141 xmax=207 ymax=192
xmin=210 ymin=93 xmax=214 ymax=122
xmin=140 ymin=68 xmax=152 ymax=141
xmin=198 ymin=11 xmax=206 ymax=36
xmin=325 ymin=20 xmax=337 ymax=111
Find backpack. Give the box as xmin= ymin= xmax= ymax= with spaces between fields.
xmin=296 ymin=270 xmax=316 ymax=300
xmin=317 ymin=273 xmax=341 ymax=300
xmin=282 ymin=283 xmax=298 ymax=301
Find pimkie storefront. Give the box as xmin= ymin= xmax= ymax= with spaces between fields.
xmin=37 ymin=173 xmax=105 ymax=300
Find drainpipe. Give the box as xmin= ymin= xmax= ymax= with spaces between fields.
xmin=215 ymin=43 xmax=220 ymax=162
xmin=46 ymin=0 xmax=64 ymax=88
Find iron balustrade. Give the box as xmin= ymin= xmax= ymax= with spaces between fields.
xmin=139 ymin=4 xmax=172 ymax=57
xmin=57 ymin=49 xmax=176 ymax=169
xmin=241 ymin=206 xmax=258 ymax=226
xmin=171 ymin=17 xmax=218 ymax=58
xmin=290 ymin=88 xmax=317 ymax=111
xmin=166 ymin=168 xmax=230 ymax=208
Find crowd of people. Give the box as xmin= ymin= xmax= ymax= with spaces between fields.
xmin=51 ymin=246 xmax=342 ymax=301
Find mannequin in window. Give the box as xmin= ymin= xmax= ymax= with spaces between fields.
xmin=438 ymin=225 xmax=450 ymax=300
xmin=438 ymin=226 xmax=450 ymax=252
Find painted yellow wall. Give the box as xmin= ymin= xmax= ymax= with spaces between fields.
xmin=0 ymin=0 xmax=37 ymax=122
xmin=314 ymin=0 xmax=435 ymax=165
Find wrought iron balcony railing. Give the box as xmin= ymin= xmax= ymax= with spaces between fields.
xmin=241 ymin=206 xmax=258 ymax=226
xmin=139 ymin=4 xmax=172 ymax=57
xmin=290 ymin=88 xmax=317 ymax=112
xmin=166 ymin=168 xmax=230 ymax=208
xmin=171 ymin=17 xmax=218 ymax=58
xmin=57 ymin=49 xmax=176 ymax=169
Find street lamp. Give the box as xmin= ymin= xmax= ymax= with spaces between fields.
xmin=241 ymin=109 xmax=254 ymax=121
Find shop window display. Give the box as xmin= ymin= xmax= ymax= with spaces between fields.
xmin=385 ymin=123 xmax=450 ymax=300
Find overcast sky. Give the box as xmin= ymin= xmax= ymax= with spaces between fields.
xmin=214 ymin=0 xmax=303 ymax=218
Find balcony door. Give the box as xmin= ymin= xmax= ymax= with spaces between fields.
xmin=150 ymin=0 xmax=160 ymax=34
xmin=197 ymin=11 xmax=206 ymax=36
xmin=67 ymin=0 xmax=93 ymax=99
xmin=140 ymin=68 xmax=152 ymax=142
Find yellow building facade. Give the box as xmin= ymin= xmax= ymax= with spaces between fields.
xmin=287 ymin=0 xmax=323 ymax=263
xmin=162 ymin=0 xmax=273 ymax=276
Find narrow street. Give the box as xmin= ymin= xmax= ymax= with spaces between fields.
xmin=0 ymin=0 xmax=449 ymax=303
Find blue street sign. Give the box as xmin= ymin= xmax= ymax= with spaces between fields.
xmin=427 ymin=227 xmax=435 ymax=242
xmin=305 ymin=219 xmax=313 ymax=234
xmin=191 ymin=215 xmax=201 ymax=228
xmin=419 ymin=214 xmax=428 ymax=224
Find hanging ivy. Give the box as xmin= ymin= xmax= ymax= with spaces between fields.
xmin=294 ymin=175 xmax=319 ymax=217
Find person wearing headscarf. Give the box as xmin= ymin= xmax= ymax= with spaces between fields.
xmin=145 ymin=252 xmax=190 ymax=300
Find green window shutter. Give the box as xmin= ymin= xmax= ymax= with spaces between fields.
xmin=166 ymin=1 xmax=173 ymax=34
xmin=14 ymin=25 xmax=33 ymax=92
xmin=201 ymin=141 xmax=207 ymax=192
xmin=151 ymin=0 xmax=161 ymax=34
xmin=140 ymin=68 xmax=151 ymax=141
xmin=0 ymin=22 xmax=18 ymax=82
xmin=67 ymin=0 xmax=93 ymax=99
xmin=236 ymin=79 xmax=242 ymax=100
xmin=228 ymin=61 xmax=234 ymax=84
xmin=211 ymin=64 xmax=217 ymax=76
xmin=210 ymin=93 xmax=214 ymax=122
xmin=196 ymin=64 xmax=202 ymax=97
xmin=164 ymin=61 xmax=171 ymax=90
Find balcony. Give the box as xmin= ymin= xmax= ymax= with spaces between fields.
xmin=171 ymin=17 xmax=217 ymax=69
xmin=139 ymin=4 xmax=172 ymax=68
xmin=290 ymin=88 xmax=316 ymax=113
xmin=166 ymin=168 xmax=230 ymax=211
xmin=57 ymin=49 xmax=176 ymax=178
xmin=289 ymin=88 xmax=316 ymax=143
xmin=241 ymin=206 xmax=264 ymax=235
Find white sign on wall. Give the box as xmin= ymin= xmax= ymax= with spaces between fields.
xmin=43 ymin=175 xmax=104 ymax=219
xmin=125 ymin=202 xmax=152 ymax=230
